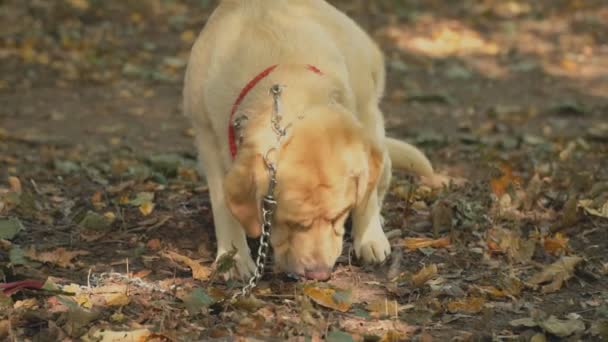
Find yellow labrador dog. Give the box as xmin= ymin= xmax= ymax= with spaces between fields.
xmin=183 ymin=0 xmax=444 ymax=281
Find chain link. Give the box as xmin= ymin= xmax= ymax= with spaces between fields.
xmin=231 ymin=84 xmax=290 ymax=300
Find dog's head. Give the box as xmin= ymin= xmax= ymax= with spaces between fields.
xmin=224 ymin=105 xmax=383 ymax=280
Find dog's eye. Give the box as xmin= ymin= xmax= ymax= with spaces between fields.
xmin=286 ymin=221 xmax=310 ymax=231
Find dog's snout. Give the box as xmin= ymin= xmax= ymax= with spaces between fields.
xmin=304 ymin=267 xmax=332 ymax=281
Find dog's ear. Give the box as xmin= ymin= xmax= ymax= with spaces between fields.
xmin=355 ymin=142 xmax=384 ymax=207
xmin=224 ymin=153 xmax=264 ymax=238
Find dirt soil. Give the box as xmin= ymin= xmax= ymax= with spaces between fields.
xmin=1 ymin=0 xmax=608 ymax=341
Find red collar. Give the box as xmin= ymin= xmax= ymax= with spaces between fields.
xmin=228 ymin=64 xmax=323 ymax=160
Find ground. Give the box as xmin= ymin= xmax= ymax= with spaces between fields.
xmin=1 ymin=0 xmax=607 ymax=341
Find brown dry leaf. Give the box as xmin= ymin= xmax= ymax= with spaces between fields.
xmin=490 ymin=163 xmax=521 ymax=197
xmin=8 ymin=176 xmax=21 ymax=194
xmin=447 ymin=297 xmax=486 ymax=314
xmin=303 ymin=285 xmax=352 ymax=312
xmin=340 ymin=317 xmax=417 ymax=339
xmin=474 ymin=285 xmax=510 ymax=299
xmin=528 ymin=256 xmax=583 ymax=294
xmin=403 ymin=237 xmax=451 ymax=251
xmin=543 ymin=233 xmax=569 ymax=256
xmin=161 ymin=251 xmax=211 ymax=281
xmin=367 ymin=299 xmax=400 ymax=317
xmin=146 ymin=239 xmax=161 ymax=250
xmin=0 ymin=320 xmax=8 ymax=339
xmin=91 ymin=191 xmax=104 ymax=209
xmin=25 ymin=247 xmax=90 ymax=268
xmin=411 ymin=264 xmax=438 ymax=288
xmin=486 ymin=227 xmax=535 ymax=264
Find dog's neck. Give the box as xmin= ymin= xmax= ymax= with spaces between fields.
xmin=231 ymin=64 xmax=352 ymax=160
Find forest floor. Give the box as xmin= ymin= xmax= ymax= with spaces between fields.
xmin=1 ymin=0 xmax=607 ymax=341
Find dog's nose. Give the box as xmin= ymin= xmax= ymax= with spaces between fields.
xmin=304 ymin=268 xmax=332 ymax=281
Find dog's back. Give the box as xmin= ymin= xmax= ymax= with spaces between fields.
xmin=184 ymin=0 xmax=385 ymax=136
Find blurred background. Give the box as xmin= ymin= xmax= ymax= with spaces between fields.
xmin=1 ymin=0 xmax=606 ymax=159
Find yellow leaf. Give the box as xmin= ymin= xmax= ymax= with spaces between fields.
xmin=411 ymin=264 xmax=438 ymax=288
xmin=104 ymin=292 xmax=130 ymax=307
xmin=161 ymin=251 xmax=211 ymax=281
xmin=303 ymin=285 xmax=352 ymax=312
xmin=118 ymin=195 xmax=130 ymax=205
xmin=447 ymin=297 xmax=486 ymax=314
xmin=180 ymin=30 xmax=196 ymax=43
xmin=403 ymin=237 xmax=451 ymax=251
xmin=83 ymin=328 xmax=151 ymax=342
xmin=65 ymin=0 xmax=89 ymax=11
xmin=138 ymin=201 xmax=155 ymax=216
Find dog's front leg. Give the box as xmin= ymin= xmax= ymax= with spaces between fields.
xmin=351 ymin=188 xmax=391 ymax=264
xmin=196 ymin=138 xmax=256 ymax=280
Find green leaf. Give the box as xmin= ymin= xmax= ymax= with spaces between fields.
xmin=129 ymin=192 xmax=155 ymax=206
xmin=326 ymin=329 xmax=354 ymax=342
xmin=183 ymin=288 xmax=215 ymax=315
xmin=78 ymin=211 xmax=114 ymax=231
xmin=332 ymin=288 xmax=352 ymax=306
xmin=0 ymin=292 xmax=13 ymax=310
xmin=54 ymin=160 xmax=81 ymax=174
xmin=9 ymin=245 xmax=28 ymax=266
xmin=0 ymin=217 xmax=24 ymax=240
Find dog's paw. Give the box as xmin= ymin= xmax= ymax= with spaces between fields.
xmin=216 ymin=249 xmax=257 ymax=281
xmin=353 ymin=223 xmax=391 ymax=264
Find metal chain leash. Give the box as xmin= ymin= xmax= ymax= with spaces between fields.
xmin=231 ymin=84 xmax=289 ymax=300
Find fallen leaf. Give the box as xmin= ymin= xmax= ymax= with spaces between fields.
xmin=540 ymin=315 xmax=585 ymax=337
xmin=411 ymin=264 xmax=438 ymax=288
xmin=340 ymin=317 xmax=417 ymax=340
xmin=138 ymin=201 xmax=155 ymax=216
xmin=486 ymin=227 xmax=535 ymax=264
xmin=8 ymin=177 xmax=21 ymax=194
xmin=431 ymin=200 xmax=453 ymax=236
xmin=90 ymin=192 xmax=104 ymax=209
xmin=591 ymin=320 xmax=608 ymax=338
xmin=146 ymin=239 xmax=161 ymax=250
xmin=367 ymin=299 xmax=400 ymax=317
xmin=182 ymin=288 xmax=214 ymax=315
xmin=78 ymin=211 xmax=114 ymax=231
xmin=528 ymin=256 xmax=583 ymax=294
xmin=543 ymin=233 xmax=569 ymax=256
xmin=161 ymin=251 xmax=211 ymax=281
xmin=82 ymin=328 xmax=151 ymax=342
xmin=303 ymin=285 xmax=352 ymax=312
xmin=403 ymin=237 xmax=451 ymax=251
xmin=0 ymin=320 xmax=9 ymax=339
xmin=0 ymin=217 xmax=24 ymax=240
xmin=474 ymin=285 xmax=510 ymax=299
xmin=578 ymin=199 xmax=608 ymax=218
xmin=490 ymin=163 xmax=521 ymax=197
xmin=129 ymin=192 xmax=154 ymax=206
xmin=213 ymin=247 xmax=238 ymax=276
xmin=447 ymin=297 xmax=486 ymax=314
xmin=530 ymin=333 xmax=547 ymax=342
xmin=326 ymin=329 xmax=354 ymax=342
xmin=25 ymin=247 xmax=89 ymax=268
